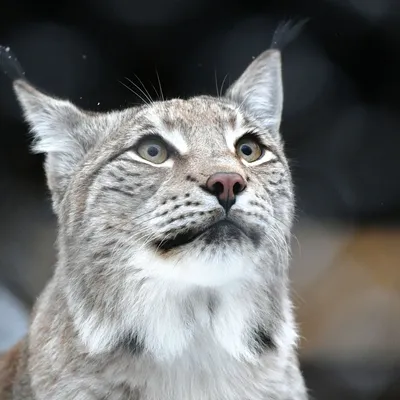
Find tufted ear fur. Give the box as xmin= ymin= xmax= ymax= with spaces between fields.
xmin=225 ymin=50 xmax=283 ymax=134
xmin=13 ymin=80 xmax=97 ymax=213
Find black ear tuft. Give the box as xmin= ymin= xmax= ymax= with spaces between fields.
xmin=270 ymin=18 xmax=309 ymax=51
xmin=0 ymin=45 xmax=26 ymax=81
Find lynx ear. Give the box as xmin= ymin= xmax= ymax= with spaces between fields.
xmin=225 ymin=50 xmax=283 ymax=134
xmin=14 ymin=80 xmax=96 ymax=213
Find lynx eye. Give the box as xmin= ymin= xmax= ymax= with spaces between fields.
xmin=236 ymin=137 xmax=263 ymax=163
xmin=137 ymin=138 xmax=169 ymax=164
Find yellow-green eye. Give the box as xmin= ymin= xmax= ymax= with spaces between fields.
xmin=137 ymin=139 xmax=169 ymax=164
xmin=236 ymin=138 xmax=263 ymax=162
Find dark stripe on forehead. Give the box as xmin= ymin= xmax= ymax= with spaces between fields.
xmin=112 ymin=164 xmax=142 ymax=178
xmin=102 ymin=186 xmax=136 ymax=197
xmin=78 ymin=152 xmax=155 ymax=217
xmin=228 ymin=113 xmax=238 ymax=130
xmin=67 ymin=117 xmax=160 ymax=220
xmin=252 ymin=326 xmax=277 ymax=355
xmin=117 ymin=333 xmax=144 ymax=356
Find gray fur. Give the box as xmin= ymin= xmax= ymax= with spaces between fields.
xmin=8 ymin=48 xmax=307 ymax=399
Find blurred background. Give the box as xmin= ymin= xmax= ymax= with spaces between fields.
xmin=0 ymin=0 xmax=399 ymax=398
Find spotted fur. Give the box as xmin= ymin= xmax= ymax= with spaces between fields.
xmin=0 ymin=49 xmax=307 ymax=399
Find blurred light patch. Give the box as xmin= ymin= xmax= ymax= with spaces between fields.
xmin=0 ymin=284 xmax=28 ymax=352
xmin=329 ymin=0 xmax=394 ymax=23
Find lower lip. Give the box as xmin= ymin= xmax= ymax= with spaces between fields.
xmin=156 ymin=219 xmax=242 ymax=252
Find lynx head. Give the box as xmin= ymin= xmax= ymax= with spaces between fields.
xmin=11 ymin=48 xmax=294 ymax=355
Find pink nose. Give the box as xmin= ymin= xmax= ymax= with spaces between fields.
xmin=206 ymin=172 xmax=247 ymax=212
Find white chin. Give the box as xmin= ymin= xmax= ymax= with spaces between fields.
xmin=133 ymin=246 xmax=257 ymax=288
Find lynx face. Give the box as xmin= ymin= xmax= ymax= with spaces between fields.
xmin=12 ymin=49 xmax=295 ymax=356
xmin=76 ymin=96 xmax=293 ymax=288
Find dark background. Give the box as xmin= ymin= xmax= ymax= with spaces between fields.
xmin=1 ymin=0 xmax=400 ymax=398
xmin=2 ymin=0 xmax=400 ymax=224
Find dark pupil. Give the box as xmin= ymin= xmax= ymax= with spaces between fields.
xmin=240 ymin=144 xmax=253 ymax=156
xmin=147 ymin=145 xmax=159 ymax=157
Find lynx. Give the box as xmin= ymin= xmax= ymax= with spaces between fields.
xmin=0 ymin=39 xmax=307 ymax=399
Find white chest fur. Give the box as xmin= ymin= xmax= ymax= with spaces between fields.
xmin=67 ymin=252 xmax=298 ymax=399
xmin=104 ymin=329 xmax=288 ymax=400
xmin=94 ymin=279 xmax=297 ymax=400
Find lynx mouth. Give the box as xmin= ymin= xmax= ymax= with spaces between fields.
xmin=154 ymin=219 xmax=244 ymax=252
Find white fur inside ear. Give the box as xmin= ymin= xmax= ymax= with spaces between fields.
xmin=12 ymin=79 xmax=102 ymax=212
xmin=225 ymin=50 xmax=283 ymax=133
xmin=13 ymin=80 xmax=86 ymax=157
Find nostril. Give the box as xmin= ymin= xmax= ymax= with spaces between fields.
xmin=212 ymin=181 xmax=224 ymax=196
xmin=233 ymin=181 xmax=246 ymax=195
xmin=205 ymin=172 xmax=247 ymax=203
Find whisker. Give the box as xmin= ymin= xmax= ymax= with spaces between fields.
xmin=134 ymin=213 xmax=164 ymax=226
xmin=125 ymin=76 xmax=152 ymax=104
xmin=214 ymin=69 xmax=219 ymax=97
xmin=135 ymin=231 xmax=159 ymax=253
xmin=132 ymin=74 xmax=154 ymax=104
xmin=119 ymin=80 xmax=149 ymax=105
xmin=155 ymin=69 xmax=165 ymax=101
xmin=149 ymin=80 xmax=161 ymax=101
xmin=220 ymin=73 xmax=229 ymax=96
xmin=268 ymin=213 xmax=300 ymax=253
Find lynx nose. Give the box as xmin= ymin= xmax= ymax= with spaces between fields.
xmin=206 ymin=172 xmax=247 ymax=212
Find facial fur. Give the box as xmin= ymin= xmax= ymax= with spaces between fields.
xmin=54 ymin=93 xmax=295 ymax=357
xmin=1 ymin=47 xmax=307 ymax=399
